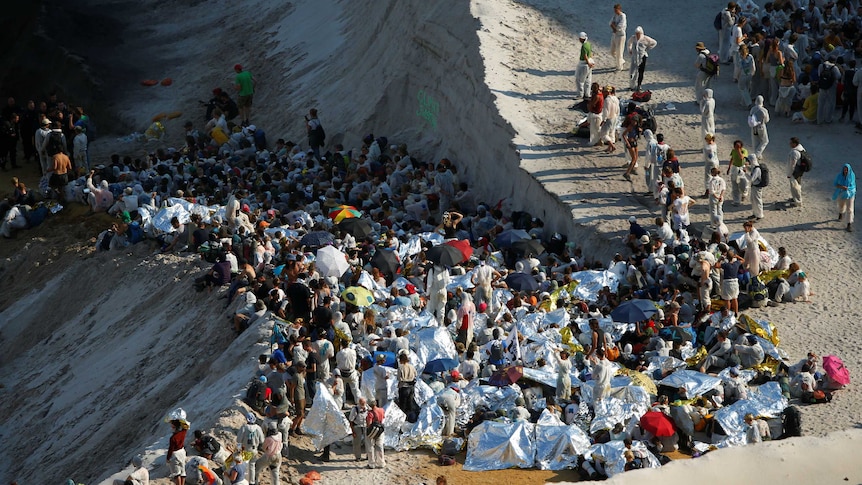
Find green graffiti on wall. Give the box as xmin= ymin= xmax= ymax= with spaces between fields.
xmin=417 ymin=90 xmax=439 ymax=129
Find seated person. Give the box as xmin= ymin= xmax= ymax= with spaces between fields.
xmin=161 ymin=216 xmax=191 ymax=253
xmin=86 ymin=170 xmax=114 ymax=213
xmin=194 ymin=254 xmax=232 ymax=292
xmin=234 ymin=299 xmax=267 ymax=334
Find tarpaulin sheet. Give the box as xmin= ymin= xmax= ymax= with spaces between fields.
xmin=534 ymin=423 xmax=592 ymax=470
xmin=397 ymin=401 xmax=444 ymax=451
xmin=659 ymin=370 xmax=723 ymax=397
xmin=585 ymin=440 xmax=661 ymax=477
xmin=570 ymin=270 xmax=620 ymax=302
xmin=301 ymin=382 xmax=351 ymax=450
xmin=463 ymin=421 xmax=536 ymax=471
xmin=713 ymin=381 xmax=787 ymax=436
xmin=382 ymin=401 xmax=407 ymax=450
xmin=409 ymin=326 xmax=458 ymax=368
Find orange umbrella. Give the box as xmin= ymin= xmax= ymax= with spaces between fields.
xmin=329 ymin=205 xmax=361 ymax=223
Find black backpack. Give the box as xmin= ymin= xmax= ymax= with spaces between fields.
xmin=754 ymin=163 xmax=770 ymax=188
xmin=244 ymin=378 xmax=267 ymax=412
xmin=714 ymin=12 xmax=722 ymax=30
xmin=798 ymin=150 xmax=813 ymax=173
xmin=201 ymin=435 xmax=220 ymax=455
xmin=818 ymin=64 xmax=836 ymax=90
xmin=490 ymin=340 xmax=504 ymax=362
xmin=781 ymin=405 xmax=802 ymax=438
xmin=46 ymin=131 xmax=65 ymax=156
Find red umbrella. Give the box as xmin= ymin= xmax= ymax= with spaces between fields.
xmin=822 ymin=355 xmax=850 ymax=387
xmin=445 ymin=239 xmax=473 ymax=263
xmin=639 ymin=411 xmax=675 ymax=437
xmin=488 ymin=366 xmax=524 ymax=387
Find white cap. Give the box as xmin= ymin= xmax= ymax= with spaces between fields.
xmin=629 ymin=216 xmax=637 ymax=223
xmin=579 ymin=32 xmax=587 ymax=39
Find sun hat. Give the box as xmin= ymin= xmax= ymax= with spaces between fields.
xmin=695 ymin=41 xmax=706 ymax=50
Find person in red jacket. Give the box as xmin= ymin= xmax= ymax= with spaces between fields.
xmin=167 ymin=419 xmax=188 ymax=485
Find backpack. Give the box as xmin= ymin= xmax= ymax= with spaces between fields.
xmin=748 ymin=276 xmax=768 ymax=308
xmin=244 ymin=378 xmax=267 ymax=412
xmin=97 ymin=230 xmax=115 ymax=251
xmin=754 ymin=163 xmax=770 ymax=188
xmin=201 ymin=435 xmax=220 ymax=455
xmin=714 ymin=12 xmax=722 ymax=30
xmin=490 ymin=340 xmax=504 ymax=363
xmin=818 ymin=64 xmax=836 ymax=90
xmin=366 ymin=410 xmax=385 ymax=440
xmin=632 ymin=90 xmax=652 ymax=102
xmin=798 ymin=150 xmax=812 ymax=172
xmin=780 ymin=405 xmax=802 ymax=438
xmin=702 ymin=53 xmax=720 ymax=77
xmin=128 ymin=222 xmax=144 ymax=244
xmin=46 ymin=131 xmax=65 ymax=156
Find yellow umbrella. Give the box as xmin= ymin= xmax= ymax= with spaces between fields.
xmin=617 ymin=367 xmax=658 ymax=396
xmin=341 ymin=286 xmax=375 ymax=307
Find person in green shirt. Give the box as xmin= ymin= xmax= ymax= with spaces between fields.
xmin=726 ymin=139 xmax=749 ymax=205
xmin=574 ymin=32 xmax=594 ymax=99
xmin=234 ymin=63 xmax=256 ymax=125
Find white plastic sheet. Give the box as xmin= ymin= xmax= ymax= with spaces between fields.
xmin=301 ymin=383 xmax=351 ymax=450
xmin=534 ymin=424 xmax=592 ymax=470
xmin=463 ymin=421 xmax=535 ymax=471
xmin=570 ymin=270 xmax=620 ymax=302
xmin=713 ymin=382 xmax=787 ymax=436
xmin=659 ymin=370 xmax=723 ymax=397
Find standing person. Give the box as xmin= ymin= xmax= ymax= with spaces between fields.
xmin=763 ymin=39 xmax=784 ymax=107
xmin=643 ymin=129 xmax=658 ymax=191
xmin=730 ymin=16 xmax=747 ymax=81
xmin=373 ymin=353 xmax=390 ymax=408
xmin=365 ymin=399 xmax=386 ymax=469
xmin=554 ymin=348 xmax=573 ymax=401
xmin=287 ymin=361 xmax=307 ymax=435
xmin=839 ymin=59 xmax=857 ymax=123
xmin=397 ymin=353 xmax=417 ymax=416
xmin=672 ymin=187 xmax=695 ymax=232
xmin=348 ymin=397 xmax=369 ymax=461
xmin=233 ymin=64 xmax=256 ymax=126
xmin=587 ymin=83 xmax=605 ymax=146
xmin=747 ymin=155 xmax=765 ymax=220
xmin=337 ymin=343 xmax=361 ymax=406
xmin=719 ymin=3 xmax=738 ymax=64
xmin=72 ymin=125 xmax=88 ymax=172
xmin=775 ymin=59 xmax=797 ymax=116
xmin=708 ymin=166 xmax=727 ymax=224
xmin=703 ymin=133 xmax=719 ymax=197
xmin=573 ymin=32 xmax=594 ymax=100
xmin=437 ymin=385 xmax=461 ymax=437
xmin=35 ymin=117 xmax=52 ymax=175
xmin=609 ymin=4 xmax=627 ymax=71
xmin=738 ymin=44 xmax=756 ymax=108
xmin=742 ymin=219 xmax=762 ymax=276
xmin=833 ymin=164 xmax=856 ymax=232
xmin=471 ymin=258 xmax=500 ymax=312
xmin=622 ymin=117 xmax=640 ymax=181
xmin=626 ymin=26 xmax=657 ymax=92
xmin=47 ymin=139 xmax=72 ymax=200
xmin=456 ymin=292 xmax=476 ymax=349
xmin=727 ymin=139 xmax=749 ymax=205
xmin=695 ymin=42 xmax=715 ymax=101
xmin=236 ymin=413 xmax=264 ymax=481
xmin=306 ymin=108 xmax=325 ymax=161
xmin=425 ymin=263 xmax=450 ymax=322
xmin=701 ymin=89 xmax=716 ymax=138
xmin=600 ymin=86 xmax=620 ymax=153
xmin=167 ymin=419 xmax=188 ymax=485
xmin=817 ymin=57 xmax=840 ymax=124
xmin=226 ymin=453 xmax=249 ymax=485
xmin=787 ymin=137 xmax=805 ymax=207
xmin=0 ymin=112 xmax=19 ymax=170
xmin=253 ymin=422 xmax=283 ymax=485
xmin=19 ymin=100 xmax=38 ymax=162
xmin=591 ymin=349 xmax=613 ymax=402
xmin=749 ymin=95 xmax=770 ymax=159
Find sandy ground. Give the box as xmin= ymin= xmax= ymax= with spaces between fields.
xmin=1 ymin=0 xmax=860 ymax=484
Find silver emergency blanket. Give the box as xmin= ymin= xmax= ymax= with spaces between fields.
xmin=728 ymin=231 xmax=779 ymax=268
xmin=382 ymin=401 xmax=407 ymax=450
xmin=150 ymin=204 xmax=191 ymax=234
xmin=418 ymin=232 xmax=444 ymax=245
xmin=458 ymin=383 xmax=522 ymax=427
xmin=409 ymin=326 xmax=458 ymax=367
xmin=534 ymin=423 xmax=592 ymax=470
xmin=659 ymin=370 xmax=723 ymax=397
xmin=462 ymin=421 xmax=536 ymax=471
xmin=645 ymin=356 xmax=687 ymax=378
xmin=447 ymin=270 xmax=476 ymax=292
xmin=360 ymin=366 xmax=398 ymax=403
xmin=166 ymin=197 xmax=225 ymax=224
xmin=397 ymin=235 xmax=424 ymax=260
xmin=579 ymin=376 xmax=633 ymax=404
xmin=589 ymin=393 xmax=649 ymax=434
xmin=713 ymin=381 xmax=787 ymax=436
xmin=301 ymin=382 xmax=351 ymax=450
xmin=585 ymin=440 xmax=661 ymax=477
xmin=575 ymin=316 xmax=631 ymax=344
xmin=570 ymin=270 xmax=620 ymax=302
xmin=413 ymin=378 xmax=436 ymax=407
xmin=717 ymin=367 xmax=757 ymax=384
xmin=397 ymin=401 xmax=445 ymax=451
xmin=755 ymin=334 xmax=789 ymax=361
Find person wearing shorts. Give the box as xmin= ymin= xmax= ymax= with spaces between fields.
xmin=720 ymin=250 xmax=743 ymax=315
xmin=167 ymin=419 xmax=188 ymax=485
xmin=233 ymin=64 xmax=256 ymax=125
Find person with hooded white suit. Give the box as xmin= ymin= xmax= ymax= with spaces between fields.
xmin=749 ymin=95 xmax=770 ymax=159
xmin=701 ymin=89 xmax=716 ymax=138
xmin=626 ymin=27 xmax=657 ymax=91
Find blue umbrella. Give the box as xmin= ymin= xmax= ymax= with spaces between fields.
xmin=300 ymin=231 xmax=335 ymax=248
xmin=495 ymin=228 xmax=531 ymax=248
xmin=423 ymin=358 xmax=460 ymax=374
xmin=505 ymin=272 xmax=539 ymax=292
xmin=610 ymin=298 xmax=658 ymax=323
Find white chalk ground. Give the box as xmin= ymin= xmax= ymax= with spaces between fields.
xmin=0 ymin=0 xmax=860 ymax=484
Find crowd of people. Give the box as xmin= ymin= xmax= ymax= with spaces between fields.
xmin=3 ymin=7 xmax=854 ymax=481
